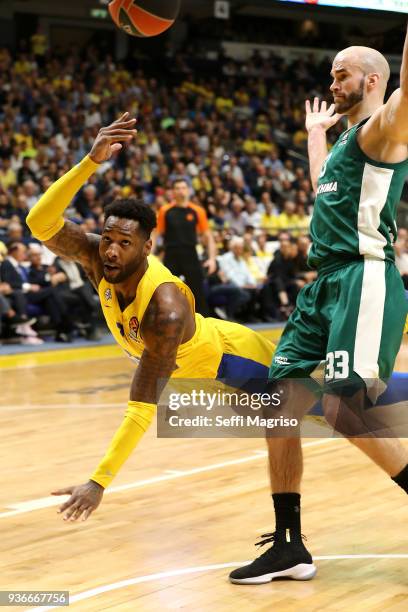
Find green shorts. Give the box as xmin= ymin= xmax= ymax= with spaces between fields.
xmin=269 ymin=259 xmax=407 ymax=387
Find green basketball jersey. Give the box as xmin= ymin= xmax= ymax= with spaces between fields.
xmin=308 ymin=118 xmax=408 ymax=273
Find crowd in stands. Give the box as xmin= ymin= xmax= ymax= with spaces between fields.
xmin=0 ymin=33 xmax=406 ymax=344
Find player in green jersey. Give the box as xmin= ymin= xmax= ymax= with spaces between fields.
xmin=230 ymin=26 xmax=408 ymax=585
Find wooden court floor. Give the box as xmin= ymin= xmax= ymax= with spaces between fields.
xmin=1 ymin=335 xmax=407 ymax=611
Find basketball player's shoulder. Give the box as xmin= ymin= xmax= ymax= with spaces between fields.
xmin=141 ymin=283 xmax=187 ymax=341
xmin=359 ymin=107 xmax=383 ymax=135
xmin=146 ymin=258 xmax=188 ymax=307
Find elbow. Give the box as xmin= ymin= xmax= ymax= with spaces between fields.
xmin=26 ymin=209 xmax=34 ymax=231
xmin=26 ymin=211 xmax=64 ymax=242
xmin=26 ymin=209 xmax=40 ymax=238
xmin=25 ymin=210 xmax=42 ymax=240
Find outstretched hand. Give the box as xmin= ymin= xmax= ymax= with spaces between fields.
xmin=89 ymin=112 xmax=137 ymax=164
xmin=52 ymin=480 xmax=104 ymax=522
xmin=305 ymin=98 xmax=342 ymax=133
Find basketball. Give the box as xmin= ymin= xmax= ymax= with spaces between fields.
xmin=108 ymin=0 xmax=181 ymax=38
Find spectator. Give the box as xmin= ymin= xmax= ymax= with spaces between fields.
xmin=0 ymin=240 xmax=7 ymax=261
xmin=0 ymin=291 xmax=12 ymax=342
xmin=266 ymin=238 xmax=302 ymax=319
xmin=75 ymin=184 xmax=100 ymax=220
xmin=254 ymin=232 xmax=274 ymax=278
xmin=22 ymin=180 xmax=39 ymax=210
xmin=260 ymin=197 xmax=280 ymax=237
xmin=53 ymin=256 xmax=100 ymax=340
xmin=7 ymin=221 xmax=29 ymax=245
xmin=17 ymin=156 xmax=36 ymax=184
xmin=242 ymin=196 xmax=262 ymax=229
xmin=292 ymin=203 xmax=311 ymax=237
xmin=27 ymin=246 xmax=75 ymax=342
xmin=0 ymin=158 xmax=16 ymax=191
xmin=224 ymin=196 xmax=247 ymax=235
xmin=278 ymin=200 xmax=300 ymax=233
xmin=0 ymin=242 xmax=42 ymax=343
xmin=243 ymin=236 xmax=277 ymax=321
xmin=217 ymin=236 xmax=259 ymax=320
xmin=207 ymin=262 xmax=251 ymax=323
xmin=192 ymin=170 xmax=212 ymax=194
xmin=0 ymin=280 xmax=30 ymax=342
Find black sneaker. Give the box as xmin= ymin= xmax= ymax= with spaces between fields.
xmin=229 ymin=532 xmax=317 ymax=585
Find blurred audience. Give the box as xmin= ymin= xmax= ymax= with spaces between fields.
xmin=0 ymin=36 xmax=406 ymax=342
xmin=0 ymin=242 xmax=42 ymax=343
xmin=266 ymin=237 xmax=303 ymax=319
xmin=53 ymin=256 xmax=100 ymax=340
xmin=27 ymin=245 xmax=75 ymax=342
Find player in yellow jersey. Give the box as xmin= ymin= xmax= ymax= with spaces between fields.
xmin=26 ymin=114 xmax=279 ymax=521
xmin=26 ymin=113 xmax=408 ymax=586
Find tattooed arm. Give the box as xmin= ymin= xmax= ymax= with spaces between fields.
xmin=44 ymin=225 xmax=102 ymax=287
xmin=131 ymin=282 xmax=192 ymax=402
xmin=26 ymin=112 xmax=137 ymax=280
xmin=51 ymin=284 xmax=193 ymax=522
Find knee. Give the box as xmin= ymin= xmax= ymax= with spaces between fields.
xmin=322 ymin=393 xmax=369 ymax=437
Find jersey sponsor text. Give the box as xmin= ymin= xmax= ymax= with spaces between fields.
xmin=317 ymin=181 xmax=338 ymax=195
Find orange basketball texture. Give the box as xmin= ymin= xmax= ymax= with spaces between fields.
xmin=109 ymin=0 xmax=181 ymax=37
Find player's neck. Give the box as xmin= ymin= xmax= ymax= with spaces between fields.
xmin=347 ymin=100 xmax=381 ymax=128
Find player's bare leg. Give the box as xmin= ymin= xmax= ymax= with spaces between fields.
xmin=230 ymin=382 xmax=317 ymax=584
xmin=348 ymin=437 xmax=408 ymax=477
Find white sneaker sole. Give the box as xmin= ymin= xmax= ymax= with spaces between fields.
xmin=230 ymin=563 xmax=317 ymax=584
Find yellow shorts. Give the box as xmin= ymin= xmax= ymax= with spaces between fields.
xmin=174 ymin=315 xmax=275 ymax=384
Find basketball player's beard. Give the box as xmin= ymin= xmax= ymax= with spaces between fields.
xmin=103 ymin=260 xmax=141 ymax=284
xmin=334 ymin=77 xmax=365 ymax=113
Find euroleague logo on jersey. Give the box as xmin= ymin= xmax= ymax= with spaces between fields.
xmin=128 ymin=316 xmax=139 ymax=341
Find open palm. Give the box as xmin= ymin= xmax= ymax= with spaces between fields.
xmin=89 ymin=112 xmax=137 ymax=164
xmin=305 ymin=98 xmax=342 ymax=133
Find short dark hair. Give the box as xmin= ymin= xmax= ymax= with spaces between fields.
xmin=7 ymin=241 xmax=23 ymax=253
xmin=172 ymin=177 xmax=188 ymax=188
xmin=103 ymin=199 xmax=157 ymax=239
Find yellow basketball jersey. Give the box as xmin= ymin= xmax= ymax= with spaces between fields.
xmin=98 ymin=256 xmax=224 ymax=378
xmin=98 ymin=255 xmax=275 ymax=380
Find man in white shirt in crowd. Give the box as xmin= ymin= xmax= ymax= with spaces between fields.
xmin=213 ymin=236 xmax=259 ymax=322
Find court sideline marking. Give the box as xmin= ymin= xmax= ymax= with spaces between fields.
xmin=28 ymin=554 xmax=408 ymax=612
xmin=0 ymin=439 xmax=337 ymax=519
